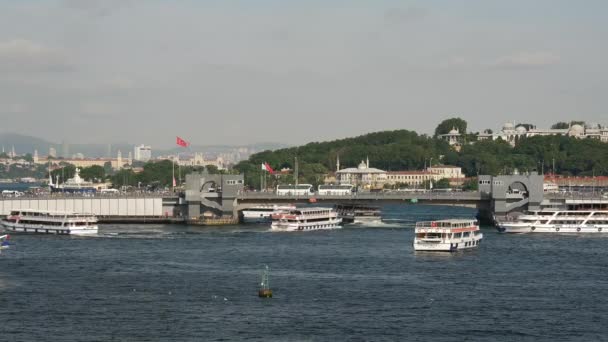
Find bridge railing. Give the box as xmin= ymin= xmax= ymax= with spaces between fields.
xmin=237 ymin=191 xmax=484 ymax=201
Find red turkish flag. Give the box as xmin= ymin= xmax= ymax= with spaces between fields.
xmin=176 ymin=136 xmax=189 ymax=147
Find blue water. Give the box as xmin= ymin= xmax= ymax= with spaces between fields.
xmin=1 ymin=205 xmax=607 ymax=341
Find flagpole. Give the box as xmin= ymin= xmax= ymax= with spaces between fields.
xmin=172 ymin=156 xmax=175 ymax=192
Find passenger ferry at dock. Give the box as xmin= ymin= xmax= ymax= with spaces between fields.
xmin=1 ymin=209 xmax=98 ymax=236
xmin=414 ymin=219 xmax=482 ymax=252
xmin=242 ymin=204 xmax=296 ymax=223
xmin=496 ymin=210 xmax=608 ymax=234
xmin=270 ymin=207 xmax=342 ymax=232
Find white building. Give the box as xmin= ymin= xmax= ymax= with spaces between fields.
xmin=427 ymin=165 xmax=464 ymax=179
xmin=477 ymin=122 xmax=608 ymax=146
xmin=134 ymin=145 xmax=152 ymax=162
xmin=336 ymin=157 xmax=387 ymax=189
xmin=176 ymin=153 xmax=225 ymax=170
xmin=439 ymin=128 xmax=462 ymax=146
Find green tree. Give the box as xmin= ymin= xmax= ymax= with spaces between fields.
xmin=434 ymin=178 xmax=451 ymax=189
xmin=551 ymin=122 xmax=569 ymax=129
xmin=462 ymin=178 xmax=478 ymax=191
xmin=80 ymin=165 xmax=105 ymax=182
xmin=205 ymin=165 xmax=219 ymax=174
xmin=434 ymin=117 xmax=467 ymax=137
xmin=51 ymin=164 xmax=76 ymax=183
xmin=103 ymin=161 xmax=113 ymax=175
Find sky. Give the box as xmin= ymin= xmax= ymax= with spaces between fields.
xmin=0 ymin=0 xmax=607 ymax=148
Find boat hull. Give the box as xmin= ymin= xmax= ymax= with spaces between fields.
xmin=498 ymin=223 xmax=608 ymax=234
xmin=414 ymin=234 xmax=483 ymax=252
xmin=271 ymin=219 xmax=342 ymax=232
xmin=1 ymin=221 xmax=98 ymax=236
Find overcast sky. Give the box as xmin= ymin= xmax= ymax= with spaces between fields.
xmin=0 ymin=0 xmax=607 ymax=148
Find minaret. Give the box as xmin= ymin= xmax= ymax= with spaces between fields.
xmin=366 ymin=156 xmax=369 ymax=168
xmin=127 ymin=152 xmax=133 ymax=165
xmin=336 ymin=154 xmax=340 ymax=172
xmin=117 ymin=150 xmax=122 ymax=169
xmin=11 ymin=145 xmax=15 ymax=158
xmin=33 ymin=150 xmax=39 ymax=164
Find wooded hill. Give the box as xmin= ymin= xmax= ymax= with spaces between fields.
xmin=234 ymin=129 xmax=608 ymax=189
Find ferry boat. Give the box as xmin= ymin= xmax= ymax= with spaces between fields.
xmin=414 ymin=219 xmax=482 ymax=252
xmin=496 ymin=210 xmax=608 ymax=233
xmin=1 ymin=209 xmax=98 ymax=236
xmin=334 ymin=203 xmax=382 ymax=225
xmin=270 ymin=207 xmax=342 ymax=232
xmin=242 ymin=204 xmax=296 ymax=223
xmin=50 ymin=168 xmax=97 ymax=194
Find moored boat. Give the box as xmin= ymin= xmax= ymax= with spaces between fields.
xmin=414 ymin=219 xmax=482 ymax=252
xmin=497 ymin=210 xmax=608 ymax=233
xmin=242 ymin=204 xmax=296 ymax=223
xmin=50 ymin=168 xmax=97 ymax=194
xmin=1 ymin=209 xmax=98 ymax=236
xmin=270 ymin=207 xmax=341 ymax=232
xmin=334 ymin=203 xmax=382 ymax=225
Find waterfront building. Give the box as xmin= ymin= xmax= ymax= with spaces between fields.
xmin=386 ymin=171 xmax=442 ymax=187
xmin=134 ymin=145 xmax=152 ymax=162
xmin=427 ymin=165 xmax=464 ymax=179
xmin=34 ymin=149 xmax=129 ymax=170
xmin=336 ymin=158 xmax=387 ymax=189
xmin=386 ymin=165 xmax=464 ymax=188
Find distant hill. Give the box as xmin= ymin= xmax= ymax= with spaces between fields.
xmin=0 ymin=133 xmax=56 ymax=156
xmin=0 ymin=133 xmax=289 ymax=159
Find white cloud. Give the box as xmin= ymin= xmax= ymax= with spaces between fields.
xmin=490 ymin=51 xmax=561 ymax=69
xmin=0 ymin=39 xmax=73 ymax=72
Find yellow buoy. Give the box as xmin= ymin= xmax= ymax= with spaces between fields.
xmin=258 ymin=265 xmax=272 ymax=298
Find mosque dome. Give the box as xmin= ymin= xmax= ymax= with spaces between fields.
xmin=503 ymin=122 xmax=514 ymax=131
xmin=515 ymin=126 xmax=527 ymax=134
xmin=448 ymin=128 xmax=459 ymax=134
xmin=568 ymin=124 xmax=585 ymax=136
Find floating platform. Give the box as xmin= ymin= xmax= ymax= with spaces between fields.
xmin=188 ymin=216 xmax=239 ymax=226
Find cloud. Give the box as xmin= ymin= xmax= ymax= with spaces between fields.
xmin=62 ymin=0 xmax=135 ymax=17
xmin=490 ymin=52 xmax=561 ymax=69
xmin=0 ymin=39 xmax=73 ymax=72
xmin=384 ymin=7 xmax=428 ymax=26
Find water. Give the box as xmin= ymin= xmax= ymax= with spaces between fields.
xmin=1 ymin=205 xmax=607 ymax=341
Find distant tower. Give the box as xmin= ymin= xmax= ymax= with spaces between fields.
xmin=336 ymin=154 xmax=340 ymax=172
xmin=117 ymin=150 xmax=122 ymax=168
xmin=128 ymin=152 xmax=133 ymax=165
xmin=49 ymin=147 xmax=57 ymax=158
xmin=61 ymin=140 xmax=70 ymax=158
xmin=366 ymin=156 xmax=369 ymax=168
xmin=33 ymin=150 xmax=39 ymax=164
xmin=11 ymin=145 xmax=16 ymax=158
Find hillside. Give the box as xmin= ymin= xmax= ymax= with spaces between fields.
xmin=234 ymin=129 xmax=608 ymax=188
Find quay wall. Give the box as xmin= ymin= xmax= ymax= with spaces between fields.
xmin=0 ymin=197 xmax=167 ymax=217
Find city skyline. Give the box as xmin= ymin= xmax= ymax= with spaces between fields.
xmin=1 ymin=1 xmax=607 ymax=146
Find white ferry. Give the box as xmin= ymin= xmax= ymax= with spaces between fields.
xmin=497 ymin=210 xmax=608 ymax=233
xmin=270 ymin=207 xmax=342 ymax=232
xmin=1 ymin=209 xmax=98 ymax=236
xmin=334 ymin=204 xmax=382 ymax=225
xmin=242 ymin=204 xmax=296 ymax=223
xmin=414 ymin=219 xmax=482 ymax=252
